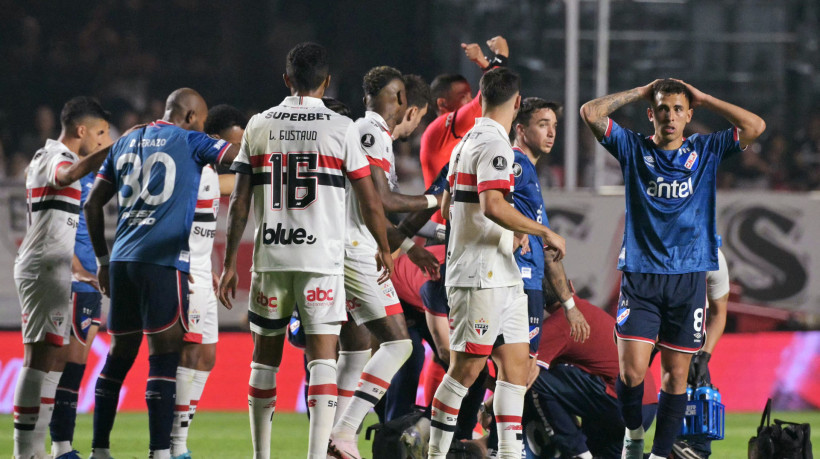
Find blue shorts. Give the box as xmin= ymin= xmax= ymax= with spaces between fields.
xmin=525 ymin=289 xmax=545 ymax=357
xmin=108 ymin=261 xmax=189 ymax=335
xmin=615 ymin=271 xmax=706 ymax=353
xmin=71 ymin=291 xmax=102 ymax=344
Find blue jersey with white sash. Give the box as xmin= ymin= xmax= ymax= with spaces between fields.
xmin=600 ymin=119 xmax=741 ymax=274
xmin=97 ymin=120 xmax=229 ymax=272
xmin=511 ymin=147 xmax=548 ymax=290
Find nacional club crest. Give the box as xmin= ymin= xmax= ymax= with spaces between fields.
xmin=684 ymin=151 xmax=698 ymax=170
xmin=474 ymin=318 xmax=489 ymax=336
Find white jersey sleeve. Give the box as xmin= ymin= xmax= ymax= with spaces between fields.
xmin=188 ymin=165 xmax=220 ymax=280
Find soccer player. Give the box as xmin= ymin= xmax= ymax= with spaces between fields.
xmin=217 ymin=43 xmax=392 ymax=459
xmin=85 ymin=88 xmax=239 ymax=459
xmin=169 ymin=104 xmax=248 ymax=459
xmin=510 ymin=97 xmax=590 ymax=364
xmin=579 ymin=79 xmax=765 ymax=459
xmin=392 ymin=74 xmax=432 ymax=141
xmin=12 ymin=96 xmax=111 ymax=459
xmin=428 ymin=67 xmax=566 ymax=459
xmin=330 ymin=66 xmax=440 ymax=459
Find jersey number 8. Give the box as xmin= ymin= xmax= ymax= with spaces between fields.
xmin=116 ymin=152 xmax=176 ymax=208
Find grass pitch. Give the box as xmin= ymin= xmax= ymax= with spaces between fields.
xmin=2 ymin=411 xmax=818 ymax=458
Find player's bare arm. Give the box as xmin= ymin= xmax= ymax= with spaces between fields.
xmin=217 ymin=142 xmax=241 ymax=167
xmin=72 ymin=254 xmax=100 ymax=291
xmin=396 ymin=206 xmax=439 ymax=238
xmin=386 ymin=226 xmax=441 ymax=280
xmin=580 ymin=80 xmax=660 ymax=141
xmin=440 ymin=189 xmax=451 ymax=221
xmin=55 ymin=145 xmax=111 ymax=187
xmin=544 ymin=256 xmax=590 ymax=343
xmin=369 ymin=163 xmax=442 ymax=212
xmin=478 ymin=188 xmax=566 ymax=261
xmin=84 ymin=178 xmax=116 ymax=296
xmin=218 ymin=172 xmax=251 ymax=309
xmin=673 ymin=79 xmax=766 ymax=148
xmin=350 ymin=175 xmax=394 ymax=284
xmin=461 ymin=36 xmax=509 ymax=70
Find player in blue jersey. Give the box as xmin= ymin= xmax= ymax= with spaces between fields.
xmin=580 ymin=79 xmax=765 ymax=459
xmin=84 ymin=88 xmax=240 ymax=459
xmin=510 ymin=98 xmax=589 ymax=362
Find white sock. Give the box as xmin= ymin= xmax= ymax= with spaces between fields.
xmin=188 ymin=369 xmax=210 ymax=425
xmin=148 ymin=448 xmax=170 ymax=459
xmin=33 ymin=370 xmax=61 ymax=455
xmin=91 ymin=447 xmax=112 ymax=459
xmin=333 ymin=349 xmax=370 ymax=425
xmin=306 ymin=359 xmax=337 ymax=459
xmin=13 ymin=367 xmax=46 ymax=457
xmin=171 ymin=366 xmax=195 ymax=456
xmin=626 ymin=425 xmax=645 ymax=440
xmin=52 ymin=440 xmax=73 ymax=457
xmin=248 ymin=362 xmax=278 ymax=459
xmin=494 ymin=380 xmax=526 ymax=459
xmin=576 ymin=452 xmax=593 ymax=459
xmin=428 ymin=374 xmax=468 ymax=458
xmin=334 ymin=339 xmax=412 ymax=437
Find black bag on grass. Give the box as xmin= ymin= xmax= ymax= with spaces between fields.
xmin=366 ymin=408 xmax=425 ymax=459
xmin=748 ymin=399 xmax=813 ymax=459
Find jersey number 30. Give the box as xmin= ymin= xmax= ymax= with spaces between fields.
xmin=116 ymin=152 xmax=176 ymax=208
xmin=269 ymin=152 xmax=317 ymax=210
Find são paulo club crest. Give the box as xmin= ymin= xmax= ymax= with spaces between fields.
xmin=474 ymin=318 xmax=489 ymax=336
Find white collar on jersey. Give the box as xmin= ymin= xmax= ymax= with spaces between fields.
xmin=45 ymin=138 xmax=75 ymax=155
xmin=364 ymin=110 xmax=391 ymax=136
xmin=474 ymin=117 xmax=512 ymax=146
xmin=282 ymin=95 xmax=325 ymax=108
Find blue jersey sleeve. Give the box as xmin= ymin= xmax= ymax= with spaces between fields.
xmin=188 ymin=131 xmax=230 ymax=167
xmin=703 ymin=127 xmax=742 ymax=162
xmin=97 ymin=137 xmax=125 ymax=183
xmin=599 ymin=119 xmax=641 ymax=164
xmin=426 ymin=163 xmax=450 ymax=195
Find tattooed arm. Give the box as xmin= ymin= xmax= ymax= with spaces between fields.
xmin=218 ymin=172 xmax=252 ymax=309
xmin=580 ymin=80 xmax=660 ymax=141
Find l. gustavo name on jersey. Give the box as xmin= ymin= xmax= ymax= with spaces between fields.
xmin=262 ymin=222 xmax=317 ymax=245
xmin=645 ymin=176 xmax=693 ymax=199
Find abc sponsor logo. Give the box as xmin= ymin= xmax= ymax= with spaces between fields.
xmin=256 ymin=291 xmax=278 ymax=309
xmin=305 ymin=288 xmax=334 ymax=305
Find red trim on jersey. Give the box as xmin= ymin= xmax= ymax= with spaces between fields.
xmin=448 ymin=174 xmax=455 ymax=188
xmin=96 ymin=173 xmax=112 ymax=183
xmin=361 ymin=373 xmax=391 ymax=389
xmin=45 ymin=332 xmax=64 ymax=346
xmin=307 ymin=383 xmax=337 ymax=396
xmin=605 ymin=118 xmax=613 ymax=137
xmin=477 ymin=179 xmax=511 ymax=194
xmin=248 ymin=386 xmax=277 ymax=398
xmin=657 ymin=341 xmax=701 ymax=353
xmin=183 ymin=332 xmax=203 ymax=344
xmin=732 ymin=126 xmax=739 ymax=142
xmin=366 ymin=155 xmax=391 ymax=172
xmin=385 ymin=303 xmax=403 ymax=316
xmin=456 ymin=173 xmax=477 ymax=186
xmin=196 ymin=199 xmax=216 ymax=209
xmin=346 ymin=165 xmax=371 ymax=180
xmin=29 ymin=185 xmax=81 ymax=200
xmin=215 ymin=141 xmax=231 ymax=164
xmin=338 ymin=389 xmax=355 ymax=397
xmin=495 ymin=415 xmax=522 ymax=424
xmin=13 ymin=406 xmax=39 ymax=414
xmin=149 ymin=120 xmax=174 ymax=128
xmin=54 ymin=161 xmax=73 ymax=186
xmin=250 ymin=153 xmax=272 ymax=169
xmin=318 ymin=154 xmax=343 ymax=170
xmin=464 ymin=342 xmax=492 ymax=355
xmin=614 ymin=332 xmax=656 ymax=346
xmin=432 ymin=398 xmax=459 ymax=415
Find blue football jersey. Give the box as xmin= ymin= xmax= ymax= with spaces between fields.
xmin=72 ymin=171 xmax=98 ymax=293
xmin=97 ymin=120 xmax=230 ymax=272
xmin=600 ymin=119 xmax=741 ymax=274
xmin=511 ymin=148 xmax=548 ymax=290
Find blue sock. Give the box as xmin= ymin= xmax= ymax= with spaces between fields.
xmin=146 ymin=353 xmax=179 ymax=452
xmin=50 ymin=362 xmax=86 ymax=442
xmin=93 ymin=355 xmax=135 ymax=449
xmin=615 ymin=377 xmax=645 ymax=431
xmin=651 ymin=390 xmax=688 ymax=457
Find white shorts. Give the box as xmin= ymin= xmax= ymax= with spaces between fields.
xmin=185 ymin=279 xmax=219 ymax=344
xmin=248 ymin=271 xmax=345 ymax=336
xmin=16 ymin=273 xmax=72 ymax=346
xmin=344 ymin=253 xmax=402 ymax=326
xmin=447 ymin=285 xmax=528 ymax=355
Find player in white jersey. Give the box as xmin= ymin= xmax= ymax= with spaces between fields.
xmin=427 ymin=68 xmax=566 ymax=459
xmin=330 ymin=67 xmax=443 ymax=459
xmin=12 ymin=97 xmax=112 ymax=459
xmin=169 ymin=105 xmax=248 ymax=459
xmin=218 ymin=43 xmax=393 ymax=459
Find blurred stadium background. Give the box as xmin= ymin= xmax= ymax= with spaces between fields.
xmin=1 ymin=0 xmax=818 ymax=435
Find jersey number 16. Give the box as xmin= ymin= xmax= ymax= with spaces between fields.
xmin=269 ymin=152 xmax=317 ymax=210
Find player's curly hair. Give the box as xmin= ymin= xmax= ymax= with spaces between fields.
xmin=60 ymin=96 xmax=111 ymax=130
xmin=480 ymin=67 xmax=520 ymax=108
xmin=363 ymin=66 xmax=403 ymax=98
xmin=402 ymin=74 xmax=432 ymax=110
xmin=286 ymin=42 xmax=329 ymax=93
xmin=205 ymin=104 xmax=248 ymax=136
xmin=652 ymin=79 xmax=692 ymax=105
xmin=322 ymin=97 xmax=351 ymax=117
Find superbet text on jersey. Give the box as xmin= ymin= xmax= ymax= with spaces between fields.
xmin=230 ymin=96 xmax=370 ymax=274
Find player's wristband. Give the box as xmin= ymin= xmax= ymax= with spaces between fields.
xmin=400 ymin=238 xmax=416 ymax=253
xmin=96 ymin=254 xmax=110 ymax=267
xmin=424 ymin=194 xmax=438 ymax=209
xmin=482 ymin=54 xmax=508 ymax=70
xmin=561 ymin=296 xmax=576 ymax=311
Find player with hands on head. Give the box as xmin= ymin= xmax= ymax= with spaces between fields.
xmin=580 ymin=79 xmax=764 ymax=459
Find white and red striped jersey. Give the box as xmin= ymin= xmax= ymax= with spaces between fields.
xmin=345 ymin=111 xmax=393 ymax=256
xmin=445 ymin=117 xmax=520 ymax=288
xmin=230 ymin=96 xmax=371 ymax=274
xmin=188 ymin=165 xmax=220 ymax=279
xmin=14 ymin=139 xmax=81 ymax=279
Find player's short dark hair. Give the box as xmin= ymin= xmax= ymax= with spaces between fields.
xmin=652 ymin=79 xmax=692 ymax=105
xmin=60 ymin=96 xmax=110 ymax=130
xmin=514 ymin=97 xmax=563 ymax=129
xmin=363 ymin=66 xmax=403 ymax=98
xmin=402 ymin=74 xmax=432 ymax=110
xmin=204 ymin=104 xmax=248 ymax=136
xmin=480 ymin=67 xmax=521 ymax=108
xmin=286 ymin=42 xmax=329 ymax=93
xmin=322 ymin=97 xmax=351 ymax=117
xmin=430 ymin=74 xmax=468 ymax=101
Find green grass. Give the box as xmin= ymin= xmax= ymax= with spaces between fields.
xmin=2 ymin=411 xmax=818 ymax=458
